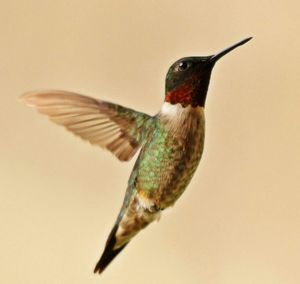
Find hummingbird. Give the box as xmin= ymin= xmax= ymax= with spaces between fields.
xmin=21 ymin=37 xmax=252 ymax=274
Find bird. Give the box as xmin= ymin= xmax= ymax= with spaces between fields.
xmin=21 ymin=37 xmax=252 ymax=274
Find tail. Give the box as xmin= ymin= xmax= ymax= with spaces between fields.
xmin=93 ymin=224 xmax=128 ymax=274
xmin=94 ymin=195 xmax=161 ymax=274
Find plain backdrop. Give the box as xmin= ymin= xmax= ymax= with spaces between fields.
xmin=1 ymin=1 xmax=299 ymax=283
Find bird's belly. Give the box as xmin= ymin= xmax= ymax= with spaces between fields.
xmin=136 ymin=106 xmax=205 ymax=209
xmin=158 ymin=129 xmax=204 ymax=208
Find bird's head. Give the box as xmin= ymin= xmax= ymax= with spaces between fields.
xmin=165 ymin=37 xmax=252 ymax=108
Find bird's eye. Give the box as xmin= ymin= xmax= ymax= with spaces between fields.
xmin=177 ymin=61 xmax=192 ymax=72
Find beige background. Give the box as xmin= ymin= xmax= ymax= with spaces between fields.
xmin=1 ymin=1 xmax=299 ymax=283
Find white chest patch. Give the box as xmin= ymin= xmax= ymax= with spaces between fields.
xmin=159 ymin=102 xmax=204 ymax=132
xmin=160 ymin=102 xmax=186 ymax=117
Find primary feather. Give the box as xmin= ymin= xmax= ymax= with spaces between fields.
xmin=21 ymin=90 xmax=152 ymax=161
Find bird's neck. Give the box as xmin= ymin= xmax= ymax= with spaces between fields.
xmin=165 ymin=84 xmax=196 ymax=107
xmin=165 ymin=71 xmax=212 ymax=108
xmin=158 ymin=102 xmax=204 ymax=133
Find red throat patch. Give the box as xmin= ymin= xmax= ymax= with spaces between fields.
xmin=165 ymin=84 xmax=195 ymax=107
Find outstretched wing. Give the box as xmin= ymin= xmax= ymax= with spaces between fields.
xmin=21 ymin=90 xmax=153 ymax=161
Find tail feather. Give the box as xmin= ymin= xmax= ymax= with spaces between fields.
xmin=94 ymin=224 xmax=128 ymax=274
xmin=94 ymin=195 xmax=161 ymax=274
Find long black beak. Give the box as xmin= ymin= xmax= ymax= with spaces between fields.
xmin=210 ymin=37 xmax=252 ymax=63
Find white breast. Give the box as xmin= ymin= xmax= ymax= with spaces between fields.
xmin=159 ymin=102 xmax=204 ymax=133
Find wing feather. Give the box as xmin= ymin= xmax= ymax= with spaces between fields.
xmin=21 ymin=90 xmax=153 ymax=161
